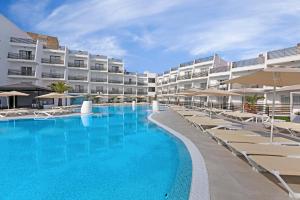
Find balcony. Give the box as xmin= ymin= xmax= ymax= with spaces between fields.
xmin=10 ymin=37 xmax=36 ymax=44
xmin=43 ymin=45 xmax=65 ymax=51
xmin=68 ymin=75 xmax=87 ymax=81
xmin=109 ymin=58 xmax=122 ymax=63
xmin=90 ymin=77 xmax=107 ymax=82
xmin=232 ymin=57 xmax=264 ymax=68
xmin=108 ymin=90 xmax=123 ymax=94
xmin=8 ymin=52 xmax=35 ymax=60
xmin=124 ymin=90 xmax=136 ymax=94
xmin=41 ymin=58 xmax=64 ymax=65
xmin=170 ymin=67 xmax=178 ymax=71
xmin=124 ymin=71 xmax=137 ymax=76
xmin=8 ymin=69 xmax=35 ymax=77
xmin=69 ymin=88 xmax=87 ymax=93
xmin=137 ymin=82 xmax=148 ymax=86
xmin=68 ymin=62 xmax=87 ymax=68
xmin=179 ymin=60 xmax=194 ymax=68
xmin=210 ymin=66 xmax=230 ymax=74
xmin=91 ymin=89 xmax=106 ymax=94
xmin=177 ymin=74 xmax=192 ymax=80
xmin=108 ymin=79 xmax=123 ymax=84
xmin=69 ymin=50 xmax=88 ymax=55
xmin=195 ymin=56 xmax=214 ymax=64
xmin=108 ymin=69 xmax=123 ymax=73
xmin=90 ymin=65 xmax=106 ymax=71
xmin=42 ymin=72 xmax=64 ymax=79
xmin=137 ymin=91 xmax=148 ymax=95
xmin=192 ymin=71 xmax=208 ymax=78
xmin=267 ymin=46 xmax=300 ymax=59
xmin=124 ymin=81 xmax=136 ymax=85
xmin=90 ymin=54 xmax=107 ymax=60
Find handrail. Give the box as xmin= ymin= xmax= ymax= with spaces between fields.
xmin=267 ymin=46 xmax=300 ymax=59
xmin=10 ymin=37 xmax=36 ymax=44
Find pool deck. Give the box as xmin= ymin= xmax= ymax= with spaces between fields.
xmin=151 ymin=109 xmax=290 ymax=200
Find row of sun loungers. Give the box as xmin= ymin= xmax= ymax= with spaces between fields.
xmin=171 ymin=106 xmax=300 ymax=198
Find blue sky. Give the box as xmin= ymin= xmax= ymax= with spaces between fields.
xmin=1 ymin=0 xmax=300 ymax=73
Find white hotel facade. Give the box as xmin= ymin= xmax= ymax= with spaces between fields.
xmin=0 ymin=15 xmax=156 ymax=105
xmin=156 ymin=45 xmax=300 ymax=114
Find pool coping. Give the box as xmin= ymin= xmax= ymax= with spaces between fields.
xmin=148 ymin=113 xmax=210 ymax=200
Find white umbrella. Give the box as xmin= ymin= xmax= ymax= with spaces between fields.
xmin=224 ymin=67 xmax=300 ymax=142
xmin=0 ymin=91 xmax=29 ymax=109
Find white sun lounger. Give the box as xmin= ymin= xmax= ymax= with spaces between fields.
xmin=34 ymin=109 xmax=69 ymax=117
xmin=248 ymin=155 xmax=300 ymax=199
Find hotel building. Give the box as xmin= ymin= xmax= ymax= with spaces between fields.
xmin=0 ymin=15 xmax=156 ymax=106
xmin=156 ymin=45 xmax=300 ymax=115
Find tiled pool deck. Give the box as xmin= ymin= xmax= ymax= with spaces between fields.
xmin=151 ymin=109 xmax=290 ymax=200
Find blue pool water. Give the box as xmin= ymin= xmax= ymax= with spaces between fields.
xmin=0 ymin=106 xmax=192 ymax=200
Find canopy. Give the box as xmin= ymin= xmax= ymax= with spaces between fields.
xmin=36 ymin=92 xmax=74 ymax=99
xmin=223 ymin=68 xmax=300 ymax=86
xmin=182 ymin=88 xmax=240 ymax=97
xmin=0 ymin=82 xmax=51 ymax=92
xmin=230 ymin=88 xmax=268 ymax=94
xmin=223 ymin=67 xmax=300 ymax=142
xmin=276 ymin=84 xmax=300 ymax=92
xmin=0 ymin=91 xmax=29 ymax=109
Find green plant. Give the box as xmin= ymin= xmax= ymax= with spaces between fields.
xmin=244 ymin=95 xmax=264 ymax=113
xmin=48 ymin=81 xmax=71 ymax=106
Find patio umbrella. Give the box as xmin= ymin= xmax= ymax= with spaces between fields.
xmin=0 ymin=91 xmax=29 ymax=109
xmin=223 ymin=67 xmax=300 ymax=142
xmin=36 ymin=92 xmax=74 ymax=106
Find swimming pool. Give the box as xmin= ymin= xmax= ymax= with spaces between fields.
xmin=0 ymin=105 xmax=192 ymax=200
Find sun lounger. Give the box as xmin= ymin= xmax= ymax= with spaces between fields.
xmin=176 ymin=110 xmax=204 ymax=117
xmin=0 ymin=109 xmax=31 ymax=118
xmin=212 ymin=133 xmax=298 ymax=146
xmin=248 ymin=155 xmax=300 ymax=199
xmin=271 ymin=121 xmax=300 ymax=137
xmin=228 ymin=143 xmax=300 ymax=157
xmin=186 ymin=116 xmax=233 ymax=131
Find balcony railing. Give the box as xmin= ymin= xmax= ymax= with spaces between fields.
xmin=192 ymin=71 xmax=208 ymax=78
xmin=69 ymin=50 xmax=88 ymax=55
xmin=137 ymin=82 xmax=148 ymax=86
xmin=41 ymin=58 xmax=64 ymax=64
xmin=42 ymin=72 xmax=64 ymax=79
xmin=109 ymin=58 xmax=122 ymax=63
xmin=108 ymin=90 xmax=123 ymax=94
xmin=68 ymin=75 xmax=87 ymax=81
xmin=232 ymin=57 xmax=264 ymax=68
xmin=69 ymin=88 xmax=87 ymax=93
xmin=108 ymin=69 xmax=123 ymax=73
xmin=195 ymin=56 xmax=214 ymax=64
xmin=124 ymin=81 xmax=136 ymax=85
xmin=170 ymin=67 xmax=178 ymax=71
xmin=124 ymin=91 xmax=136 ymax=94
xmin=108 ymin=79 xmax=123 ymax=84
xmin=90 ymin=65 xmax=106 ymax=71
xmin=8 ymin=69 xmax=35 ymax=76
xmin=137 ymin=91 xmax=148 ymax=95
xmin=179 ymin=60 xmax=194 ymax=68
xmin=90 ymin=78 xmax=107 ymax=82
xmin=43 ymin=45 xmax=65 ymax=51
xmin=267 ymin=46 xmax=300 ymax=59
xmin=177 ymin=74 xmax=192 ymax=80
xmin=90 ymin=54 xmax=107 ymax=59
xmin=210 ymin=65 xmax=230 ymax=74
xmin=91 ymin=89 xmax=106 ymax=94
xmin=8 ymin=52 xmax=35 ymax=60
xmin=169 ymin=78 xmax=177 ymax=82
xmin=10 ymin=37 xmax=36 ymax=44
xmin=68 ymin=62 xmax=87 ymax=68
xmin=124 ymin=72 xmax=137 ymax=75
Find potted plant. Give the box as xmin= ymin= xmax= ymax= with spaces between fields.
xmin=245 ymin=95 xmax=264 ymax=113
xmin=49 ymin=81 xmax=71 ymax=106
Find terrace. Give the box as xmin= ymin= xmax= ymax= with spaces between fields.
xmin=8 ymin=69 xmax=35 ymax=77
xmin=232 ymin=57 xmax=265 ymax=68
xmin=267 ymin=46 xmax=300 ymax=59
xmin=209 ymin=65 xmax=230 ymax=74
xmin=7 ymin=52 xmax=35 ymax=60
xmin=10 ymin=37 xmax=36 ymax=44
xmin=41 ymin=72 xmax=64 ymax=79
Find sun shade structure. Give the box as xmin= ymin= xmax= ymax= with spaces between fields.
xmin=0 ymin=91 xmax=29 ymax=109
xmin=35 ymin=92 xmax=74 ymax=99
xmin=223 ymin=67 xmax=300 ymax=142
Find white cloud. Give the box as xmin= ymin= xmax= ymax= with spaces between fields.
xmin=68 ymin=36 xmax=126 ymax=57
xmin=9 ymin=0 xmax=50 ymax=25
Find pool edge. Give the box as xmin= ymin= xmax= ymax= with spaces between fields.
xmin=148 ymin=113 xmax=210 ymax=200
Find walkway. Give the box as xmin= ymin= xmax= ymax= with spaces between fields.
xmin=151 ymin=109 xmax=290 ymax=200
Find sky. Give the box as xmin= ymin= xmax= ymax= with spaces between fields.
xmin=1 ymin=0 xmax=300 ymax=73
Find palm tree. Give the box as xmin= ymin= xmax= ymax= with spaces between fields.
xmin=245 ymin=95 xmax=264 ymax=113
xmin=49 ymin=81 xmax=71 ymax=106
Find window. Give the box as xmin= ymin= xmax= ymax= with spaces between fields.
xmin=148 ymin=87 xmax=155 ymax=92
xmin=50 ymin=55 xmax=61 ymax=63
xmin=148 ymin=78 xmax=155 ymax=83
xmin=281 ymin=95 xmax=290 ymax=104
xmin=74 ymin=60 xmax=84 ymax=67
xmin=21 ymin=66 xmax=33 ymax=76
xmin=19 ymin=50 xmax=32 ymax=59
xmin=293 ymin=95 xmax=300 ymax=104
